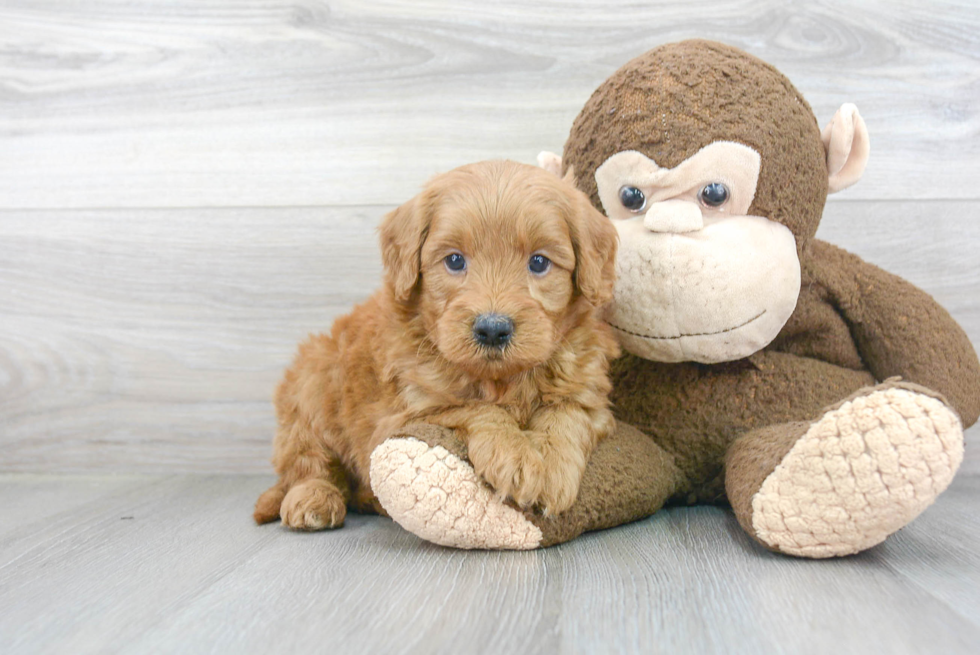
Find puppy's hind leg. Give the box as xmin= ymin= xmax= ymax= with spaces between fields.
xmin=254 ymin=425 xmax=352 ymax=531
xmin=254 ymin=481 xmax=288 ymax=525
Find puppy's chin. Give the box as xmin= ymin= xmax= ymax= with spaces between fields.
xmin=472 ymin=351 xmax=541 ymax=380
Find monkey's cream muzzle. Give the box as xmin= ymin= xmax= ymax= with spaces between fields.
xmin=604 ymin=214 xmax=800 ymax=363
xmin=596 ymin=142 xmax=801 ymax=364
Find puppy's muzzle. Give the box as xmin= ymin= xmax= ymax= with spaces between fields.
xmin=472 ymin=313 xmax=514 ymax=349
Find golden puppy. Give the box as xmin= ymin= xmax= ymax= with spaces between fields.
xmin=254 ymin=160 xmax=619 ymax=530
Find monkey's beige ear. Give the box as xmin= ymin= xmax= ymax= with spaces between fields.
xmin=377 ymin=194 xmax=430 ymax=302
xmin=537 ymin=151 xmax=563 ymax=177
xmin=822 ymin=103 xmax=870 ymax=194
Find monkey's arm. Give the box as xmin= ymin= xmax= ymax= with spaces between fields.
xmin=808 ymin=239 xmax=980 ymax=426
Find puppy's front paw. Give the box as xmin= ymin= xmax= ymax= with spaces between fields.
xmin=536 ymin=442 xmax=586 ymax=516
xmin=469 ymin=436 xmax=546 ymax=509
xmin=280 ymin=479 xmax=347 ymax=531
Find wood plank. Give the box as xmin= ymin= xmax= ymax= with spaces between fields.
xmin=0 ymin=473 xmax=977 ymax=654
xmin=0 ymin=474 xmax=148 ymax=540
xmin=124 ymin=517 xmax=563 ymax=655
xmin=0 ymin=474 xmax=170 ymax=572
xmin=1 ymin=0 xmax=977 ymax=208
xmin=0 ymin=475 xmax=277 ymax=654
xmin=875 ymin=473 xmax=980 ymax=629
xmin=556 ymin=497 xmax=980 ymax=653
xmin=1 ymin=201 xmax=977 ymax=473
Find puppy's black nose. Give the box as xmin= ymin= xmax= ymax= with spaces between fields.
xmin=472 ymin=313 xmax=514 ymax=348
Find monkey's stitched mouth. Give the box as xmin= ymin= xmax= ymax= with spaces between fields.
xmin=607 ymin=310 xmax=767 ymax=340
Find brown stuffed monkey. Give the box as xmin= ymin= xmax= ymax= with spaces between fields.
xmin=368 ymin=40 xmax=980 ymax=557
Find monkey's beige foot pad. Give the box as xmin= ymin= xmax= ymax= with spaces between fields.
xmin=370 ymin=437 xmax=543 ymax=550
xmin=752 ymin=388 xmax=964 ymax=558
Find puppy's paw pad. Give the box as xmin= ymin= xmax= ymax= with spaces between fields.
xmin=752 ymin=388 xmax=964 ymax=558
xmin=280 ymin=480 xmax=347 ymax=531
xmin=370 ymin=437 xmax=543 ymax=550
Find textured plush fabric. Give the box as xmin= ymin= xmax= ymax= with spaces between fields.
xmin=731 ymin=381 xmax=964 ymax=558
xmin=370 ymin=425 xmax=543 ymax=550
xmin=562 ymin=39 xmax=828 ymax=248
xmin=370 ymin=40 xmax=980 ymax=555
xmin=822 ymin=103 xmax=870 ymax=193
xmin=372 ymin=422 xmax=683 ymax=549
xmin=594 ymin=142 xmax=762 ymax=221
xmin=803 ymin=240 xmax=980 ymax=425
xmin=725 ymin=420 xmax=811 ymax=549
xmin=609 ymin=351 xmax=877 ymax=501
xmin=605 ymin=214 xmax=800 ymax=363
xmin=608 ymin=237 xmax=980 ymax=502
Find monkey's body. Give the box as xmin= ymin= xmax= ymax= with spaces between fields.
xmin=367 ymin=41 xmax=980 ymax=556
xmin=614 ymin=238 xmax=979 ymax=503
xmin=600 ymin=239 xmax=978 ymax=555
xmin=609 ymin=353 xmax=877 ymax=506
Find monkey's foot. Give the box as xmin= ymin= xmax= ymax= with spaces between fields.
xmin=750 ymin=384 xmax=964 ymax=558
xmin=370 ymin=437 xmax=543 ymax=550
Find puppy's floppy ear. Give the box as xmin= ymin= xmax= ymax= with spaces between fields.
xmin=567 ymin=190 xmax=618 ymax=307
xmin=561 ymin=164 xmax=577 ymax=189
xmin=378 ymin=192 xmax=432 ymax=302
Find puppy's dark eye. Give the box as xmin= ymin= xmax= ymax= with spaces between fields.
xmin=528 ymin=254 xmax=551 ymax=275
xmin=444 ymin=252 xmax=466 ymax=273
xmin=619 ymin=186 xmax=646 ymax=212
xmin=699 ymin=183 xmax=729 ymax=207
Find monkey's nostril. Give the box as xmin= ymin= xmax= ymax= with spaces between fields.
xmin=472 ymin=314 xmax=514 ymax=348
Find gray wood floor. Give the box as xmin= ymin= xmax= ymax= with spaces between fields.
xmin=2 ymin=1 xmax=979 ymax=653
xmin=1 ymin=449 xmax=979 ymax=654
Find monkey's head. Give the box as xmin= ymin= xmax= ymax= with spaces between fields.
xmin=549 ymin=40 xmax=869 ymax=364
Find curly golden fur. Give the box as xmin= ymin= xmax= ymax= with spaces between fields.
xmin=254 ymin=160 xmax=620 ymax=530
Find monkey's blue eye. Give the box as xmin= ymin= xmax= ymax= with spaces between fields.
xmin=699 ymin=183 xmax=729 ymax=207
xmin=619 ymin=186 xmax=646 ymax=211
xmin=528 ymin=254 xmax=551 ymax=275
xmin=444 ymin=252 xmax=466 ymax=273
